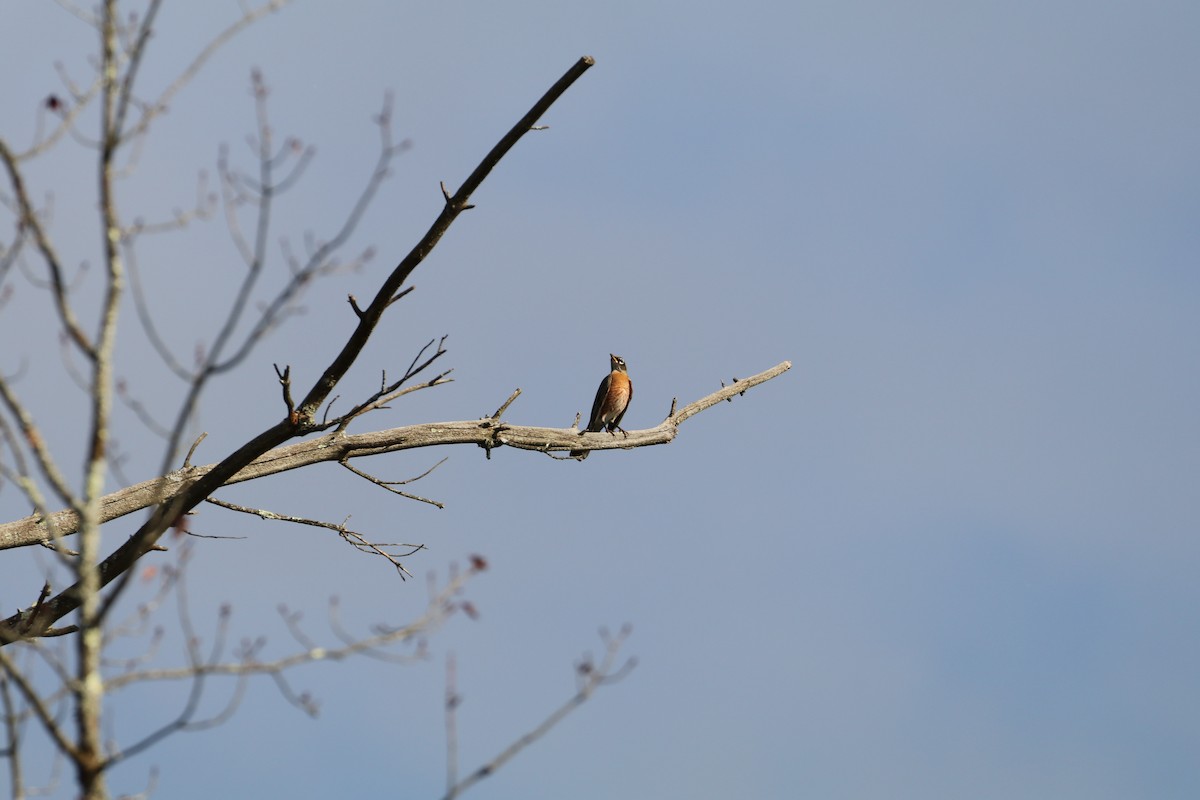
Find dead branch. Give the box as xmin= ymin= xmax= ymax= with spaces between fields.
xmin=203 ymin=496 xmax=427 ymax=577
xmin=0 ymin=361 xmax=791 ymax=553
xmin=339 ymin=456 xmax=448 ymax=509
xmin=332 ymin=336 xmax=451 ymax=432
xmin=490 ymin=388 xmax=521 ymax=420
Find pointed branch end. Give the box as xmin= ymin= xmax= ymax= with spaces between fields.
xmin=273 ymin=363 xmax=297 ymax=422
xmin=387 ymin=285 xmax=415 ymax=308
xmin=490 ymin=388 xmax=521 ymax=420
xmin=183 ymin=432 xmax=208 ymax=468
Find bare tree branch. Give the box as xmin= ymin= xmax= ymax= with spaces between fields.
xmin=0 ymin=140 xmax=94 ymax=358
xmin=119 ymin=0 xmax=293 ymax=147
xmin=0 ymin=361 xmax=791 ymax=554
xmin=0 ymin=649 xmax=79 ymax=763
xmin=340 ymin=456 xmax=448 ymax=509
xmin=103 ymin=565 xmax=477 ymax=698
xmin=442 ymin=626 xmax=635 ymax=800
xmin=0 ymin=374 xmax=78 ymax=514
xmin=12 ymin=77 xmax=103 ymax=161
xmin=331 ymin=335 xmax=451 ymax=433
xmin=203 ymin=496 xmax=428 ymax=578
xmin=0 ymin=55 xmax=599 ymax=646
xmin=122 ymin=170 xmax=216 ymax=238
xmin=0 ymin=657 xmax=26 ymax=799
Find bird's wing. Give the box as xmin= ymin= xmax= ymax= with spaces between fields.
xmin=586 ymin=374 xmax=611 ymax=431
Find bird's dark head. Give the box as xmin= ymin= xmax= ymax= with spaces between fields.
xmin=609 ymin=354 xmax=627 ymax=373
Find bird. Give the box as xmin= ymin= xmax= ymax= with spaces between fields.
xmin=570 ymin=354 xmax=632 ymax=459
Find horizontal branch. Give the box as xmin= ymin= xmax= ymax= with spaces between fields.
xmin=0 ymin=361 xmax=790 ymax=551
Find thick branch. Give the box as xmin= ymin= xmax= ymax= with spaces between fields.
xmin=0 ymin=56 xmax=596 ymax=646
xmin=296 ymin=56 xmax=596 ymax=422
xmin=0 ymin=361 xmax=790 ymax=552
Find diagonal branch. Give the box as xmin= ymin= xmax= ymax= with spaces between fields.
xmin=0 ymin=55 xmax=597 ymax=646
xmin=0 ymin=140 xmax=95 ymax=358
xmin=296 ymin=56 xmax=596 ymax=423
xmin=0 ymin=649 xmax=80 ymax=762
xmin=442 ymin=626 xmax=635 ymax=800
xmin=0 ymin=375 xmax=79 ymax=513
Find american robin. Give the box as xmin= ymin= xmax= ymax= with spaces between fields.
xmin=570 ymin=354 xmax=632 ymax=459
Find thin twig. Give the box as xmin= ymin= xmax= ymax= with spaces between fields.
xmin=105 ymin=568 xmax=476 ymax=697
xmin=0 ymin=141 xmax=94 ymax=357
xmin=442 ymin=626 xmax=635 ymax=800
xmin=445 ymin=652 xmax=459 ymax=797
xmin=205 ymin=496 xmax=428 ymax=577
xmin=183 ymin=433 xmax=207 ymax=468
xmin=0 ymin=649 xmax=80 ymax=761
xmin=121 ymin=0 xmax=293 ymax=145
xmin=340 ymin=457 xmax=447 ymax=509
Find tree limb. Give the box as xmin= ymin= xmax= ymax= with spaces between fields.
xmin=0 ymin=361 xmax=790 ymax=554
xmin=0 ymin=55 xmax=597 ymax=646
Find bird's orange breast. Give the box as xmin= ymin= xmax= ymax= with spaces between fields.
xmin=601 ymin=371 xmax=632 ymax=421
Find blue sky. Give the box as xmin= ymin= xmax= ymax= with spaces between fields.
xmin=2 ymin=1 xmax=1198 ymax=798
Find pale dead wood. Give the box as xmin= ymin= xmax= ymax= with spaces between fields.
xmin=0 ymin=361 xmax=791 ymax=551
